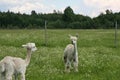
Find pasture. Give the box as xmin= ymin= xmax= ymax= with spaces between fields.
xmin=0 ymin=29 xmax=120 ymax=80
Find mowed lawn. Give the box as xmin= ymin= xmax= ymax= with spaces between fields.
xmin=0 ymin=29 xmax=120 ymax=80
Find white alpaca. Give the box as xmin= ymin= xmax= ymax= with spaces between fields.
xmin=64 ymin=35 xmax=78 ymax=72
xmin=0 ymin=43 xmax=37 ymax=80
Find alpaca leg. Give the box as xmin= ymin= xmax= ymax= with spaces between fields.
xmin=65 ymin=64 xmax=70 ymax=73
xmin=0 ymin=73 xmax=2 ymax=80
xmin=73 ymin=61 xmax=78 ymax=72
xmin=64 ymin=56 xmax=70 ymax=72
xmin=0 ymin=73 xmax=5 ymax=80
xmin=70 ymin=62 xmax=73 ymax=69
xmin=73 ymin=57 xmax=78 ymax=72
xmin=6 ymin=71 xmax=13 ymax=80
xmin=5 ymin=63 xmax=14 ymax=80
xmin=14 ymin=73 xmax=18 ymax=80
xmin=21 ymin=73 xmax=25 ymax=80
xmin=65 ymin=60 xmax=71 ymax=73
xmin=6 ymin=73 xmax=12 ymax=80
xmin=6 ymin=76 xmax=12 ymax=80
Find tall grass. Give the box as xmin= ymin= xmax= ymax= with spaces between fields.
xmin=0 ymin=29 xmax=120 ymax=80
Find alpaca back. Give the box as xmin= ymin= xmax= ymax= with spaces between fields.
xmin=64 ymin=44 xmax=75 ymax=61
xmin=0 ymin=56 xmax=26 ymax=74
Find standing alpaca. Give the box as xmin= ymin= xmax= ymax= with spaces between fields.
xmin=64 ymin=35 xmax=78 ymax=72
xmin=0 ymin=43 xmax=37 ymax=80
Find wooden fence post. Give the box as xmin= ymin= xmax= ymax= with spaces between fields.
xmin=45 ymin=20 xmax=47 ymax=46
xmin=114 ymin=21 xmax=117 ymax=48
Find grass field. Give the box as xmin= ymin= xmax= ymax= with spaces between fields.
xmin=0 ymin=29 xmax=120 ymax=80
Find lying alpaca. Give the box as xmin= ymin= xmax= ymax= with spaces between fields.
xmin=64 ymin=35 xmax=78 ymax=72
xmin=0 ymin=43 xmax=37 ymax=80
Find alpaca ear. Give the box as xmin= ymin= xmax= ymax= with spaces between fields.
xmin=22 ymin=45 xmax=27 ymax=48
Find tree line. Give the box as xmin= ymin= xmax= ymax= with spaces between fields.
xmin=0 ymin=6 xmax=120 ymax=29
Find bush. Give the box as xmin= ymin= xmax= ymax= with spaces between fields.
xmin=48 ymin=20 xmax=65 ymax=29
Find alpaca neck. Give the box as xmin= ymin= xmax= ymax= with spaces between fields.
xmin=73 ymin=42 xmax=78 ymax=56
xmin=25 ymin=49 xmax=32 ymax=67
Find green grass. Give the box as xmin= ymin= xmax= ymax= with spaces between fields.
xmin=0 ymin=29 xmax=120 ymax=80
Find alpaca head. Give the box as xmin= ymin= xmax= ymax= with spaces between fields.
xmin=22 ymin=43 xmax=37 ymax=52
xmin=69 ymin=34 xmax=78 ymax=44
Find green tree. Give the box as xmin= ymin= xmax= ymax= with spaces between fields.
xmin=62 ymin=6 xmax=75 ymax=22
xmin=31 ymin=10 xmax=37 ymax=16
xmin=105 ymin=9 xmax=112 ymax=14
